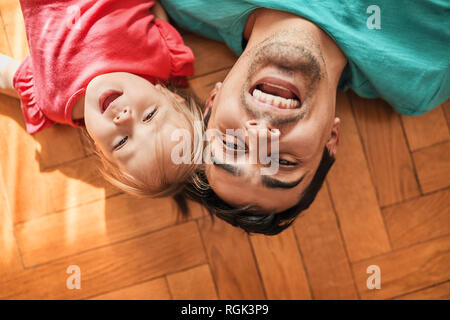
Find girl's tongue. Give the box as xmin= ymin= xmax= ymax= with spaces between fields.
xmin=100 ymin=90 xmax=122 ymax=113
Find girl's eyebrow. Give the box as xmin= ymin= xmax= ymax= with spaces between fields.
xmin=210 ymin=154 xmax=242 ymax=176
xmin=113 ymin=141 xmax=134 ymax=160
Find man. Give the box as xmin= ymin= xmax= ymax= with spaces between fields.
xmin=162 ymin=0 xmax=450 ymax=234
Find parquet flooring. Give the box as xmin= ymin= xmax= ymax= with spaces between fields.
xmin=0 ymin=0 xmax=448 ymax=300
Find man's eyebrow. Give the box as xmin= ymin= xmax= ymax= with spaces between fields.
xmin=212 ymin=153 xmax=304 ymax=189
xmin=261 ymin=174 xmax=304 ymax=189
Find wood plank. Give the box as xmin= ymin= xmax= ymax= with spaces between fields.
xmin=0 ymin=11 xmax=18 ymax=277
xmin=0 ymin=165 xmax=23 ymax=276
xmin=326 ymin=92 xmax=391 ymax=262
xmin=350 ymin=92 xmax=420 ymax=206
xmin=15 ymin=193 xmax=203 ymax=267
xmin=183 ymin=33 xmax=237 ymax=78
xmin=395 ymin=281 xmax=450 ymax=300
xmin=353 ymin=235 xmax=450 ymax=300
xmin=413 ymin=141 xmax=450 ymax=193
xmin=0 ymin=221 xmax=206 ymax=299
xmin=34 ymin=124 xmax=87 ymax=170
xmin=441 ymin=99 xmax=450 ymax=128
xmin=90 ymin=277 xmax=171 ymax=300
xmin=167 ymin=264 xmax=218 ymax=300
xmin=197 ymin=217 xmax=265 ymax=299
xmin=189 ymin=68 xmax=229 ymax=102
xmin=1 ymin=0 xmax=29 ymax=61
xmin=0 ymin=144 xmax=120 ymax=225
xmin=401 ymin=106 xmax=449 ymax=151
xmin=0 ymin=96 xmax=85 ymax=184
xmin=383 ymin=189 xmax=450 ymax=249
xmin=0 ymin=95 xmax=43 ymax=221
xmin=0 ymin=10 xmax=12 ymax=55
xmin=250 ymin=228 xmax=311 ymax=300
xmin=293 ymin=184 xmax=358 ymax=299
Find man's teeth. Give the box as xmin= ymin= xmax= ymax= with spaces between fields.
xmin=252 ymin=88 xmax=299 ymax=109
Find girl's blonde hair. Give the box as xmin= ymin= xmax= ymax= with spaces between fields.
xmin=82 ymin=85 xmax=204 ymax=201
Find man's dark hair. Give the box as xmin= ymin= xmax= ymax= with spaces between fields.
xmin=180 ymin=147 xmax=335 ymax=235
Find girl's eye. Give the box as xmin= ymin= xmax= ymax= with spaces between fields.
xmin=223 ymin=139 xmax=246 ymax=151
xmin=114 ymin=136 xmax=128 ymax=150
xmin=279 ymin=159 xmax=298 ymax=166
xmin=143 ymin=109 xmax=157 ymax=122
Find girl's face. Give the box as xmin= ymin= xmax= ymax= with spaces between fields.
xmin=84 ymin=72 xmax=186 ymax=184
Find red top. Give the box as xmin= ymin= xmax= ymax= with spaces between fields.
xmin=13 ymin=0 xmax=194 ymax=134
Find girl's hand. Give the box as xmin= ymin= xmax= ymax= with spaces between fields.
xmin=151 ymin=1 xmax=169 ymax=22
xmin=0 ymin=53 xmax=19 ymax=99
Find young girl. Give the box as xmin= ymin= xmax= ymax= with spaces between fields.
xmin=0 ymin=0 xmax=204 ymax=199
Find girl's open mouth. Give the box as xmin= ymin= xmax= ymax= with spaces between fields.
xmin=99 ymin=90 xmax=123 ymax=113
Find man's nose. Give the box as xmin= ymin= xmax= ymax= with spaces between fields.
xmin=245 ymin=120 xmax=280 ymax=137
xmin=113 ymin=106 xmax=132 ymax=125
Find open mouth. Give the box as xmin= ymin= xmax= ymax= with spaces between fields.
xmin=249 ymin=77 xmax=301 ymax=109
xmin=99 ymin=90 xmax=123 ymax=114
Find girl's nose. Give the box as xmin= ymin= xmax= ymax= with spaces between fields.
xmin=113 ymin=106 xmax=132 ymax=125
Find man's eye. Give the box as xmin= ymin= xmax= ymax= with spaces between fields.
xmin=114 ymin=136 xmax=128 ymax=150
xmin=143 ymin=109 xmax=157 ymax=122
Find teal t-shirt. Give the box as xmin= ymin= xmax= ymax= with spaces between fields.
xmin=162 ymin=0 xmax=449 ymax=115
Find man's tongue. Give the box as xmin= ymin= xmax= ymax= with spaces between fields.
xmin=259 ymin=83 xmax=296 ymax=100
xmin=252 ymin=83 xmax=300 ymax=109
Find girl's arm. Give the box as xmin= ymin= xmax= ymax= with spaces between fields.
xmin=0 ymin=54 xmax=19 ymax=99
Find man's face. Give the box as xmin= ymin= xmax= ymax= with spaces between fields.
xmin=205 ymin=32 xmax=340 ymax=212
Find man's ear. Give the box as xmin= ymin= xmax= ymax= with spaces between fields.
xmin=204 ymin=82 xmax=222 ymax=117
xmin=326 ymin=117 xmax=340 ymax=157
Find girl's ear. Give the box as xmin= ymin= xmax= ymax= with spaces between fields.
xmin=326 ymin=117 xmax=340 ymax=157
xmin=173 ymin=93 xmax=186 ymax=103
xmin=204 ymin=82 xmax=222 ymax=117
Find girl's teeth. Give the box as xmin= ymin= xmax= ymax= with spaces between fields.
xmin=252 ymin=88 xmax=299 ymax=109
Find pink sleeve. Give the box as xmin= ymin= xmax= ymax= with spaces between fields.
xmin=13 ymin=56 xmax=54 ymax=134
xmin=155 ymin=20 xmax=195 ymax=80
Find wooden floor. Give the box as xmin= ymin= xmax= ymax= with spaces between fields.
xmin=0 ymin=0 xmax=449 ymax=300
